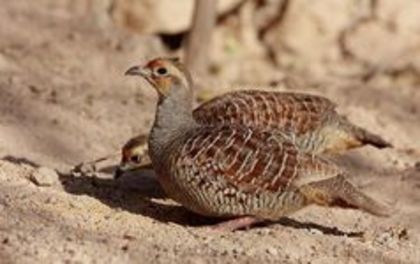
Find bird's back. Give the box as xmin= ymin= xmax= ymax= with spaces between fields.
xmin=192 ymin=90 xmax=390 ymax=154
xmin=193 ymin=90 xmax=335 ymax=136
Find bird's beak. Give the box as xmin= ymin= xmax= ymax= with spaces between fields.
xmin=125 ymin=65 xmax=167 ymax=96
xmin=113 ymin=155 xmax=153 ymax=179
xmin=124 ymin=65 xmax=150 ymax=77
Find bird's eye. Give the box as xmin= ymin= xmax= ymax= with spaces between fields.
xmin=156 ymin=67 xmax=168 ymax=75
xmin=130 ymin=155 xmax=141 ymax=163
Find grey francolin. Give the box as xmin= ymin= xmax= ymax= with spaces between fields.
xmin=114 ymin=134 xmax=152 ymax=178
xmin=117 ymin=58 xmax=390 ymax=176
xmin=123 ymin=58 xmax=392 ymax=231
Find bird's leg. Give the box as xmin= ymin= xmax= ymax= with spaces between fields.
xmin=300 ymin=174 xmax=393 ymax=217
xmin=209 ymin=216 xmax=263 ymax=232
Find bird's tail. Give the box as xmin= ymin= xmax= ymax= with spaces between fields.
xmin=339 ymin=117 xmax=392 ymax=149
xmin=301 ymin=174 xmax=394 ymax=217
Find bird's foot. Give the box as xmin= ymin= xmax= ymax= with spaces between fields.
xmin=208 ymin=216 xmax=262 ymax=232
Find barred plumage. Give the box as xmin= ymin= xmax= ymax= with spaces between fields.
xmin=195 ymin=91 xmax=333 ymax=136
xmin=123 ymin=58 xmax=392 ymax=231
xmin=193 ymin=90 xmax=391 ymax=154
xmin=157 ymin=124 xmax=342 ymax=220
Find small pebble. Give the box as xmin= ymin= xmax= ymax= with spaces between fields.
xmin=71 ymin=162 xmax=97 ymax=177
xmin=121 ymin=245 xmax=129 ymax=251
xmin=45 ymin=196 xmax=58 ymax=204
xmin=29 ymin=167 xmax=59 ymax=186
xmin=308 ymin=228 xmax=323 ymax=236
xmin=266 ymin=246 xmax=278 ymax=256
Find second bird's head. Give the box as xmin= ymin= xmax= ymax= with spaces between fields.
xmin=125 ymin=57 xmax=193 ymax=99
xmin=114 ymin=134 xmax=150 ymax=179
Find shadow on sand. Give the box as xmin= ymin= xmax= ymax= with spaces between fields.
xmin=1 ymin=155 xmax=364 ymax=236
xmin=59 ymin=166 xmax=364 ymax=236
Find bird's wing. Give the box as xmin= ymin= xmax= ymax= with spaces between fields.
xmin=193 ymin=90 xmax=337 ymax=136
xmin=174 ymin=125 xmax=339 ymax=194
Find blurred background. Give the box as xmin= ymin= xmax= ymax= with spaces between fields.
xmin=0 ymin=1 xmax=419 ymax=263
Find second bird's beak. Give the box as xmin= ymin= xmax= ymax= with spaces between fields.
xmin=113 ymin=161 xmax=137 ymax=179
xmin=124 ymin=65 xmax=150 ymax=77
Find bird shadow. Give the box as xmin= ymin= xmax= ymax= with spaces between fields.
xmin=58 ymin=169 xmax=221 ymax=227
xmin=0 ymin=155 xmax=366 ymax=236
xmin=275 ymin=217 xmax=363 ymax=237
xmin=58 ymin=168 xmax=364 ymax=237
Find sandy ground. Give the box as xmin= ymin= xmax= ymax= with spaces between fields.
xmin=0 ymin=1 xmax=420 ymax=263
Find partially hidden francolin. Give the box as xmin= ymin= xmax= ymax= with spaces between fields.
xmin=123 ymin=58 xmax=392 ymax=231
xmin=115 ymin=134 xmax=152 ymax=177
xmin=117 ymin=57 xmax=390 ymax=176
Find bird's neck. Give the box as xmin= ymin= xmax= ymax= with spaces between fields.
xmin=149 ymin=87 xmax=196 ymax=157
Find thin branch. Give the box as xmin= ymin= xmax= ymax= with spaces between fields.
xmin=185 ymin=0 xmax=218 ymax=77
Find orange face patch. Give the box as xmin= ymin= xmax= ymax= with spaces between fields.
xmin=144 ymin=59 xmax=173 ymax=96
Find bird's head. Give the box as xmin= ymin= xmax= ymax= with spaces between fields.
xmin=114 ymin=135 xmax=150 ymax=179
xmin=125 ymin=57 xmax=192 ymax=99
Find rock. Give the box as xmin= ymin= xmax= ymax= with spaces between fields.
xmin=109 ymin=0 xmax=244 ymax=34
xmin=71 ymin=162 xmax=97 ymax=177
xmin=266 ymin=246 xmax=279 ymax=256
xmin=264 ymin=0 xmax=371 ymax=78
xmin=30 ymin=167 xmax=59 ymax=187
xmin=262 ymin=0 xmax=420 ymax=82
